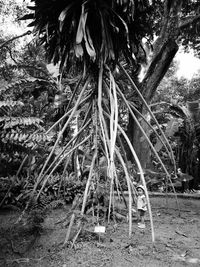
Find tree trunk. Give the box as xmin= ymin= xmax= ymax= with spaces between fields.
xmin=127 ymin=1 xmax=184 ymax=168
xmin=127 ymin=40 xmax=178 ymax=168
xmin=127 ymin=107 xmax=151 ymax=169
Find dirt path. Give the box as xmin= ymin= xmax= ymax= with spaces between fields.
xmin=0 ymin=196 xmax=200 ymax=267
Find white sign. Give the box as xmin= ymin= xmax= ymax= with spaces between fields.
xmin=94 ymin=226 xmax=106 ymax=233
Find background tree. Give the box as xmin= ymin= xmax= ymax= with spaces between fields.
xmin=126 ymin=0 xmax=200 ymax=169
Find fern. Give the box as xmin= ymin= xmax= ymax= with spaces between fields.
xmin=22 ymin=197 xmax=66 ymax=234
xmin=2 ymin=116 xmax=43 ymax=128
xmin=45 ymin=199 xmax=66 ymax=210
xmin=1 ymin=131 xmax=53 ymax=147
xmin=0 ymin=112 xmax=53 ymax=148
xmin=0 ymin=78 xmax=57 ymax=177
xmin=0 ymin=100 xmax=24 ymax=108
xmin=0 ymin=77 xmax=57 ymax=101
xmin=28 ymin=194 xmax=52 ymax=211
xmin=0 ymin=100 xmax=24 ymax=117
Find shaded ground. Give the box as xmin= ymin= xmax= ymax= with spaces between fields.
xmin=0 ymin=196 xmax=200 ymax=267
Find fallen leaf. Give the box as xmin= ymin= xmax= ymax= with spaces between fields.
xmin=175 ymin=230 xmax=188 ymax=237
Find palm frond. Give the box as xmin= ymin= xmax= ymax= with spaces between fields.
xmin=21 ymin=0 xmax=153 ymax=71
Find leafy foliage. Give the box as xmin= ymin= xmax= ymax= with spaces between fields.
xmin=21 ymin=0 xmax=154 ymax=72
xmin=152 ymin=59 xmax=200 ymax=188
xmin=0 ymin=75 xmax=58 ymax=177
xmin=0 ymin=98 xmax=53 ymax=146
xmin=169 ymin=105 xmax=196 ymax=171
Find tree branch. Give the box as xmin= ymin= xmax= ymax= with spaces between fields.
xmin=179 ymin=14 xmax=200 ymax=30
xmin=0 ymin=30 xmax=32 ymax=50
xmin=3 ymin=45 xmax=18 ymax=64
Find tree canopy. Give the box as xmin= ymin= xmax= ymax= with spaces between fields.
xmin=21 ymin=1 xmax=200 ymax=78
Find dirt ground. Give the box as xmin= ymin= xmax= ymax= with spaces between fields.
xmin=0 ymin=195 xmax=200 ymax=267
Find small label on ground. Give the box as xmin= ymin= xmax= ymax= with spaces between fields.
xmin=94 ymin=226 xmax=106 ymax=233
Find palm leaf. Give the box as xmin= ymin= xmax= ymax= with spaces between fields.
xmin=20 ymin=0 xmax=152 ymax=71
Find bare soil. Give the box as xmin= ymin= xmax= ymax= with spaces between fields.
xmin=0 ymin=196 xmax=200 ymax=267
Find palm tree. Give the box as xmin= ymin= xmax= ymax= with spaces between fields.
xmin=20 ymin=0 xmax=178 ymax=241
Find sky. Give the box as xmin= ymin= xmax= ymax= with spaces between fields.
xmin=175 ymin=51 xmax=200 ymax=80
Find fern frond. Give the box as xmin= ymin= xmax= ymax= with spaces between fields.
xmin=0 ymin=77 xmax=57 ymax=100
xmin=1 ymin=131 xmax=53 ymax=146
xmin=28 ymin=194 xmax=52 ymax=211
xmin=2 ymin=117 xmax=43 ymax=129
xmin=1 ymin=131 xmax=27 ymax=143
xmin=0 ymin=100 xmax=24 ymax=108
xmin=27 ymin=133 xmax=53 ymax=143
xmin=1 ymin=78 xmax=43 ymax=93
xmin=0 ymin=101 xmax=23 ymax=117
xmin=45 ymin=199 xmax=65 ymax=210
xmin=0 ymin=79 xmax=27 ymax=94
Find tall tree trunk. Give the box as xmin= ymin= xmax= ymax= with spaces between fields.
xmin=129 ymin=40 xmax=178 ymax=168
xmin=127 ymin=0 xmax=183 ymax=168
xmin=127 ymin=107 xmax=151 ymax=169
